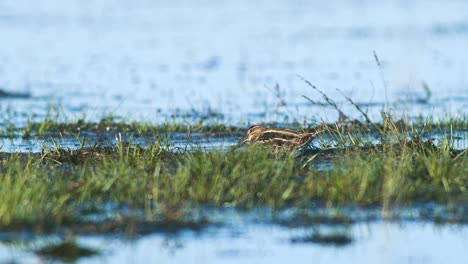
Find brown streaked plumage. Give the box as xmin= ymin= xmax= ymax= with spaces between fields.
xmin=236 ymin=125 xmax=323 ymax=151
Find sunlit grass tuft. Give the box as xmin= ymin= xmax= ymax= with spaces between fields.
xmin=0 ymin=125 xmax=466 ymax=231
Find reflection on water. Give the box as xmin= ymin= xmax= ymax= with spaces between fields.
xmin=0 ymin=132 xmax=240 ymax=153
xmin=0 ymin=1 xmax=467 ymax=263
xmin=0 ymin=0 xmax=467 ymax=126
xmin=0 ymin=130 xmax=467 ymax=153
xmin=1 ymin=221 xmax=467 ymax=264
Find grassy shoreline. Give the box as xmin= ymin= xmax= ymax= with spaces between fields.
xmin=1 ymin=111 xmax=467 ymax=138
xmin=0 ymin=116 xmax=467 ymax=233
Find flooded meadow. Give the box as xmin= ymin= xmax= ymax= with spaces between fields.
xmin=0 ymin=0 xmax=467 ymax=263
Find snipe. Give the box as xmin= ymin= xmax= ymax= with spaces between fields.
xmin=236 ymin=125 xmax=323 ymax=152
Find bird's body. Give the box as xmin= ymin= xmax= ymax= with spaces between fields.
xmin=237 ymin=125 xmax=322 ymax=152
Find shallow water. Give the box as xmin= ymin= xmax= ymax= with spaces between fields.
xmin=0 ymin=0 xmax=467 ymax=127
xmin=1 ymin=221 xmax=467 ymax=264
xmin=1 ymin=129 xmax=467 ymax=153
xmin=0 ymin=1 xmax=467 ymax=262
xmin=1 ymin=125 xmax=468 ymax=154
xmin=0 ymin=131 xmax=240 ymax=152
xmin=81 ymin=223 xmax=468 ymax=264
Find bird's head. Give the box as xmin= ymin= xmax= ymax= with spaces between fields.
xmin=237 ymin=125 xmax=267 ymax=146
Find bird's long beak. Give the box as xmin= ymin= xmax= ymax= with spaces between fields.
xmin=238 ymin=138 xmax=248 ymax=146
xmin=231 ymin=137 xmax=248 ymax=151
xmin=237 ymin=138 xmax=248 ymax=147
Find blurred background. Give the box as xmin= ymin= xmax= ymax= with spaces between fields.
xmin=0 ymin=0 xmax=467 ymax=126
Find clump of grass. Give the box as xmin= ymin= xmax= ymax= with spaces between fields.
xmin=36 ymin=240 xmax=98 ymax=262
xmin=62 ymin=215 xmax=212 ymax=235
xmin=290 ymin=231 xmax=353 ymax=246
xmin=1 ymin=85 xmax=467 ymax=232
xmin=0 ymin=88 xmax=31 ymax=99
xmin=0 ymin=123 xmax=466 ymax=233
xmin=276 ymin=211 xmax=354 ymax=227
xmin=8 ymin=113 xmax=245 ymax=139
